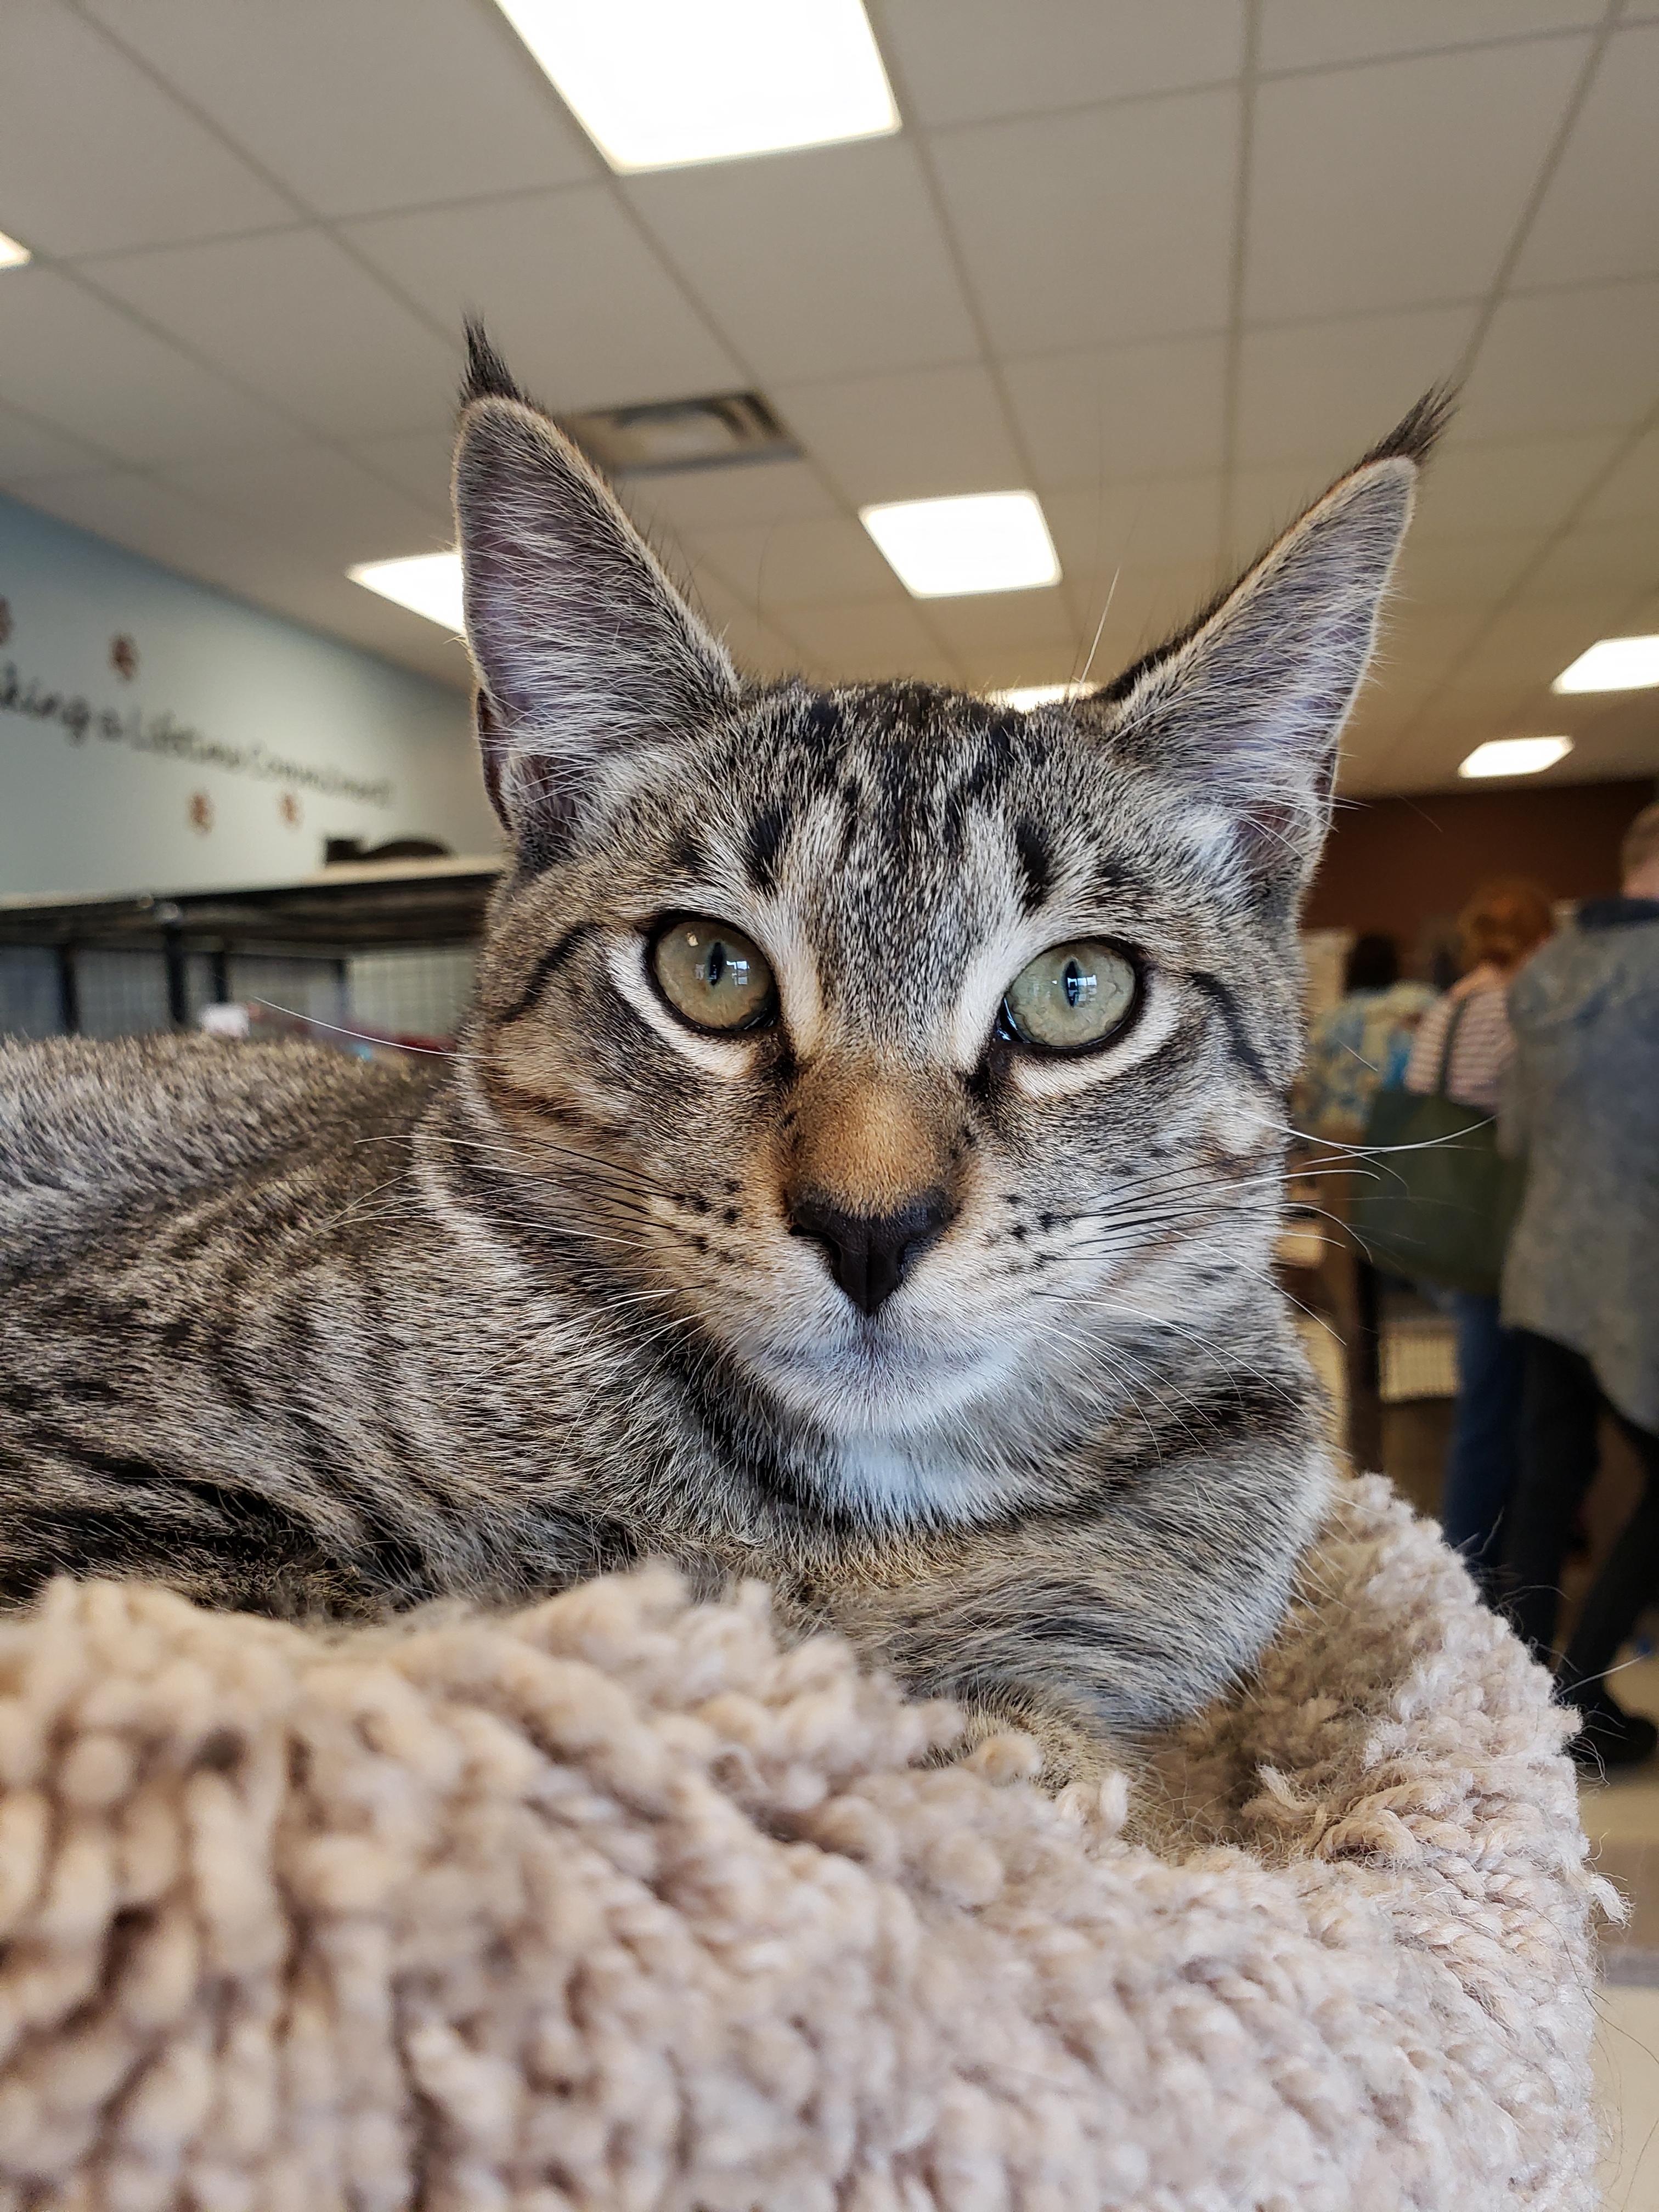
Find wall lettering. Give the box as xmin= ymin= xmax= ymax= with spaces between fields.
xmin=0 ymin=657 xmax=394 ymax=809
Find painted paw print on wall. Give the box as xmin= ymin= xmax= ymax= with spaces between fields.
xmin=188 ymin=791 xmax=214 ymax=834
xmin=110 ymin=634 xmax=139 ymax=681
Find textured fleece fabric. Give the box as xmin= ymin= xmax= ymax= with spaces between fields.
xmin=0 ymin=1478 xmax=1606 ymax=2210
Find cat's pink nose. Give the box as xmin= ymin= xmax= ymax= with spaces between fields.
xmin=787 ymin=1189 xmax=955 ymax=1316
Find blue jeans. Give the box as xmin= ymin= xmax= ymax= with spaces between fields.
xmin=1440 ymin=1290 xmax=1526 ymax=1600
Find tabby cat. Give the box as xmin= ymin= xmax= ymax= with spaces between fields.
xmin=0 ymin=331 xmax=1441 ymax=1757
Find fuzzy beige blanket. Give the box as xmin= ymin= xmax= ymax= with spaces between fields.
xmin=0 ymin=1477 xmax=1605 ymax=2211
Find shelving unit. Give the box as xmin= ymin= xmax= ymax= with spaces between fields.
xmin=0 ymin=856 xmax=503 ymax=1046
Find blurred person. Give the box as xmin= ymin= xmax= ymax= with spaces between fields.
xmin=1404 ymin=878 xmax=1556 ymax=1599
xmin=1299 ymin=933 xmax=1434 ymax=1145
xmin=1498 ymin=804 xmax=1659 ymax=1766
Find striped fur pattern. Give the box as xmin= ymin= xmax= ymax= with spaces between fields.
xmin=0 ymin=348 xmax=1439 ymax=1753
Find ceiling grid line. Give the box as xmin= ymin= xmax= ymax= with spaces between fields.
xmin=0 ymin=9 xmax=476 ymax=574
xmin=858 ymin=0 xmax=1086 ymax=671
xmin=902 ymin=22 xmax=1599 ymax=151
xmin=594 ymin=176 xmax=915 ymax=684
xmin=1382 ymin=0 xmax=1639 ymax=759
xmin=60 ymin=0 xmax=461 ymax=357
xmin=1451 ymin=0 xmax=1628 ymax=384
xmin=2 ymin=3 xmax=1654 ymax=782
xmin=1217 ymin=0 xmax=1261 ymax=579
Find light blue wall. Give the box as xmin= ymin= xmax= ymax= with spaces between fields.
xmin=0 ymin=494 xmax=498 ymax=899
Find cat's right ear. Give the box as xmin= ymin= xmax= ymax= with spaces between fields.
xmin=452 ymin=325 xmax=737 ymax=864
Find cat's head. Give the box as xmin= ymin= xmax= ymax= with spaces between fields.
xmin=447 ymin=329 xmax=1438 ymax=1516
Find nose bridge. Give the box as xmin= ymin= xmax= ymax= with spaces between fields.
xmin=782 ymin=1055 xmax=962 ymax=1316
xmin=786 ymin=1056 xmax=953 ymax=1216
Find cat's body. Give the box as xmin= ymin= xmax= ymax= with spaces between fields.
xmin=0 ymin=335 xmax=1441 ymax=1754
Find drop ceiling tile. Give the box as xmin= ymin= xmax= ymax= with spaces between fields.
xmin=930 ymin=91 xmax=1236 ymax=353
xmin=720 ymin=613 xmax=808 ymax=682
xmin=1336 ymin=695 xmax=1432 ymax=782
xmin=1002 ymin=336 xmax=1228 ymax=489
xmin=0 ymin=0 xmax=291 ymax=256
xmin=1369 ymin=608 xmax=1499 ymax=692
xmin=1246 ymin=40 xmax=1587 ymax=324
xmin=1444 ymin=705 xmax=1587 ymax=781
xmin=879 ymin=0 xmax=1245 ymax=126
xmin=783 ymin=596 xmax=963 ymax=684
xmin=79 ymin=229 xmax=459 ymax=439
xmin=0 ymin=401 xmax=110 ymax=484
xmin=623 ymin=460 xmax=841 ymax=540
xmin=349 ymin=428 xmax=459 ymax=514
xmin=15 ymin=469 xmax=296 ymax=596
xmin=1456 ymin=280 xmax=1659 ymax=441
xmin=1236 ymin=305 xmax=1479 ymax=469
xmin=1511 ymin=521 xmax=1659 ymax=606
xmin=1444 ymin=597 xmax=1620 ymax=693
xmin=1259 ymin=1 xmax=1601 ymax=72
xmin=949 ymin=648 xmax=1077 ymax=695
xmin=1406 ymin=432 xmax=1621 ymax=542
xmin=771 ymin=365 xmax=1023 ymax=506
xmin=159 ymin=445 xmax=452 ymax=569
xmin=76 ymin=0 xmax=595 ymax=218
xmin=1042 ymin=478 xmax=1224 ymax=581
xmin=919 ymin=586 xmax=1076 ymax=659
xmin=1510 ymin=25 xmax=1659 ymax=289
xmin=1545 ymin=716 xmax=1659 ymax=785
xmin=1389 ymin=527 xmax=1549 ymax=613
xmin=1227 ymin=462 xmax=1351 ymax=565
xmin=342 ymin=188 xmax=738 ymax=414
xmin=1397 ymin=680 xmax=1539 ymax=747
xmin=0 ymin=265 xmax=297 ymax=465
xmin=682 ymin=515 xmax=895 ymax=611
xmin=1549 ymin=686 xmax=1659 ymax=776
xmin=254 ymin=572 xmax=476 ymax=691
xmin=625 ymin=138 xmax=978 ymax=382
xmin=1081 ymin=561 xmax=1224 ymax=670
xmin=686 ymin=569 xmax=806 ymax=680
xmin=1577 ymin=429 xmax=1659 ymax=527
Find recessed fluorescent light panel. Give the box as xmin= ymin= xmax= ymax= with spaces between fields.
xmin=1552 ymin=634 xmax=1659 ymax=693
xmin=1458 ymin=736 xmax=1574 ymax=780
xmin=495 ymin=0 xmax=899 ymax=172
xmin=862 ymin=492 xmax=1061 ymax=599
xmin=349 ymin=552 xmax=464 ymax=633
xmin=990 ymin=682 xmax=1093 ymax=711
xmin=0 ymin=229 xmax=31 ymax=271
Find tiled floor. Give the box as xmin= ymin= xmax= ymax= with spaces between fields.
xmin=1585 ymin=1659 xmax=1659 ymax=2209
xmin=1600 ymin=1983 xmax=1659 ymax=2212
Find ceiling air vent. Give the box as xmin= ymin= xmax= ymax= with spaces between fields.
xmin=562 ymin=391 xmax=797 ymax=477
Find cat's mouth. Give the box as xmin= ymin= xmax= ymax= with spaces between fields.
xmin=742 ymin=1305 xmax=1018 ymax=1435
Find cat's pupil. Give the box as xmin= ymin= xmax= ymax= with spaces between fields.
xmin=1064 ymin=958 xmax=1086 ymax=1008
xmin=708 ymin=941 xmax=726 ymax=989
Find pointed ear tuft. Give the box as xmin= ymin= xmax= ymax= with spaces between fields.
xmin=459 ymin=318 xmax=528 ymax=411
xmin=1353 ymin=381 xmax=1458 ymax=471
xmin=1099 ymin=395 xmax=1449 ymax=900
xmin=453 ymin=344 xmax=738 ymax=867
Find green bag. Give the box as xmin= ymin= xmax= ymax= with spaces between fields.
xmin=1348 ymin=999 xmax=1525 ymax=1296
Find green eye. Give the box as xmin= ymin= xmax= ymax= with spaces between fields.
xmin=651 ymin=918 xmax=776 ymax=1032
xmin=1001 ymin=939 xmax=1138 ymax=1053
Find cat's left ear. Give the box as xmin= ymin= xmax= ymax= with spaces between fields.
xmin=452 ymin=325 xmax=738 ymax=866
xmin=1101 ymin=392 xmax=1449 ymax=896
